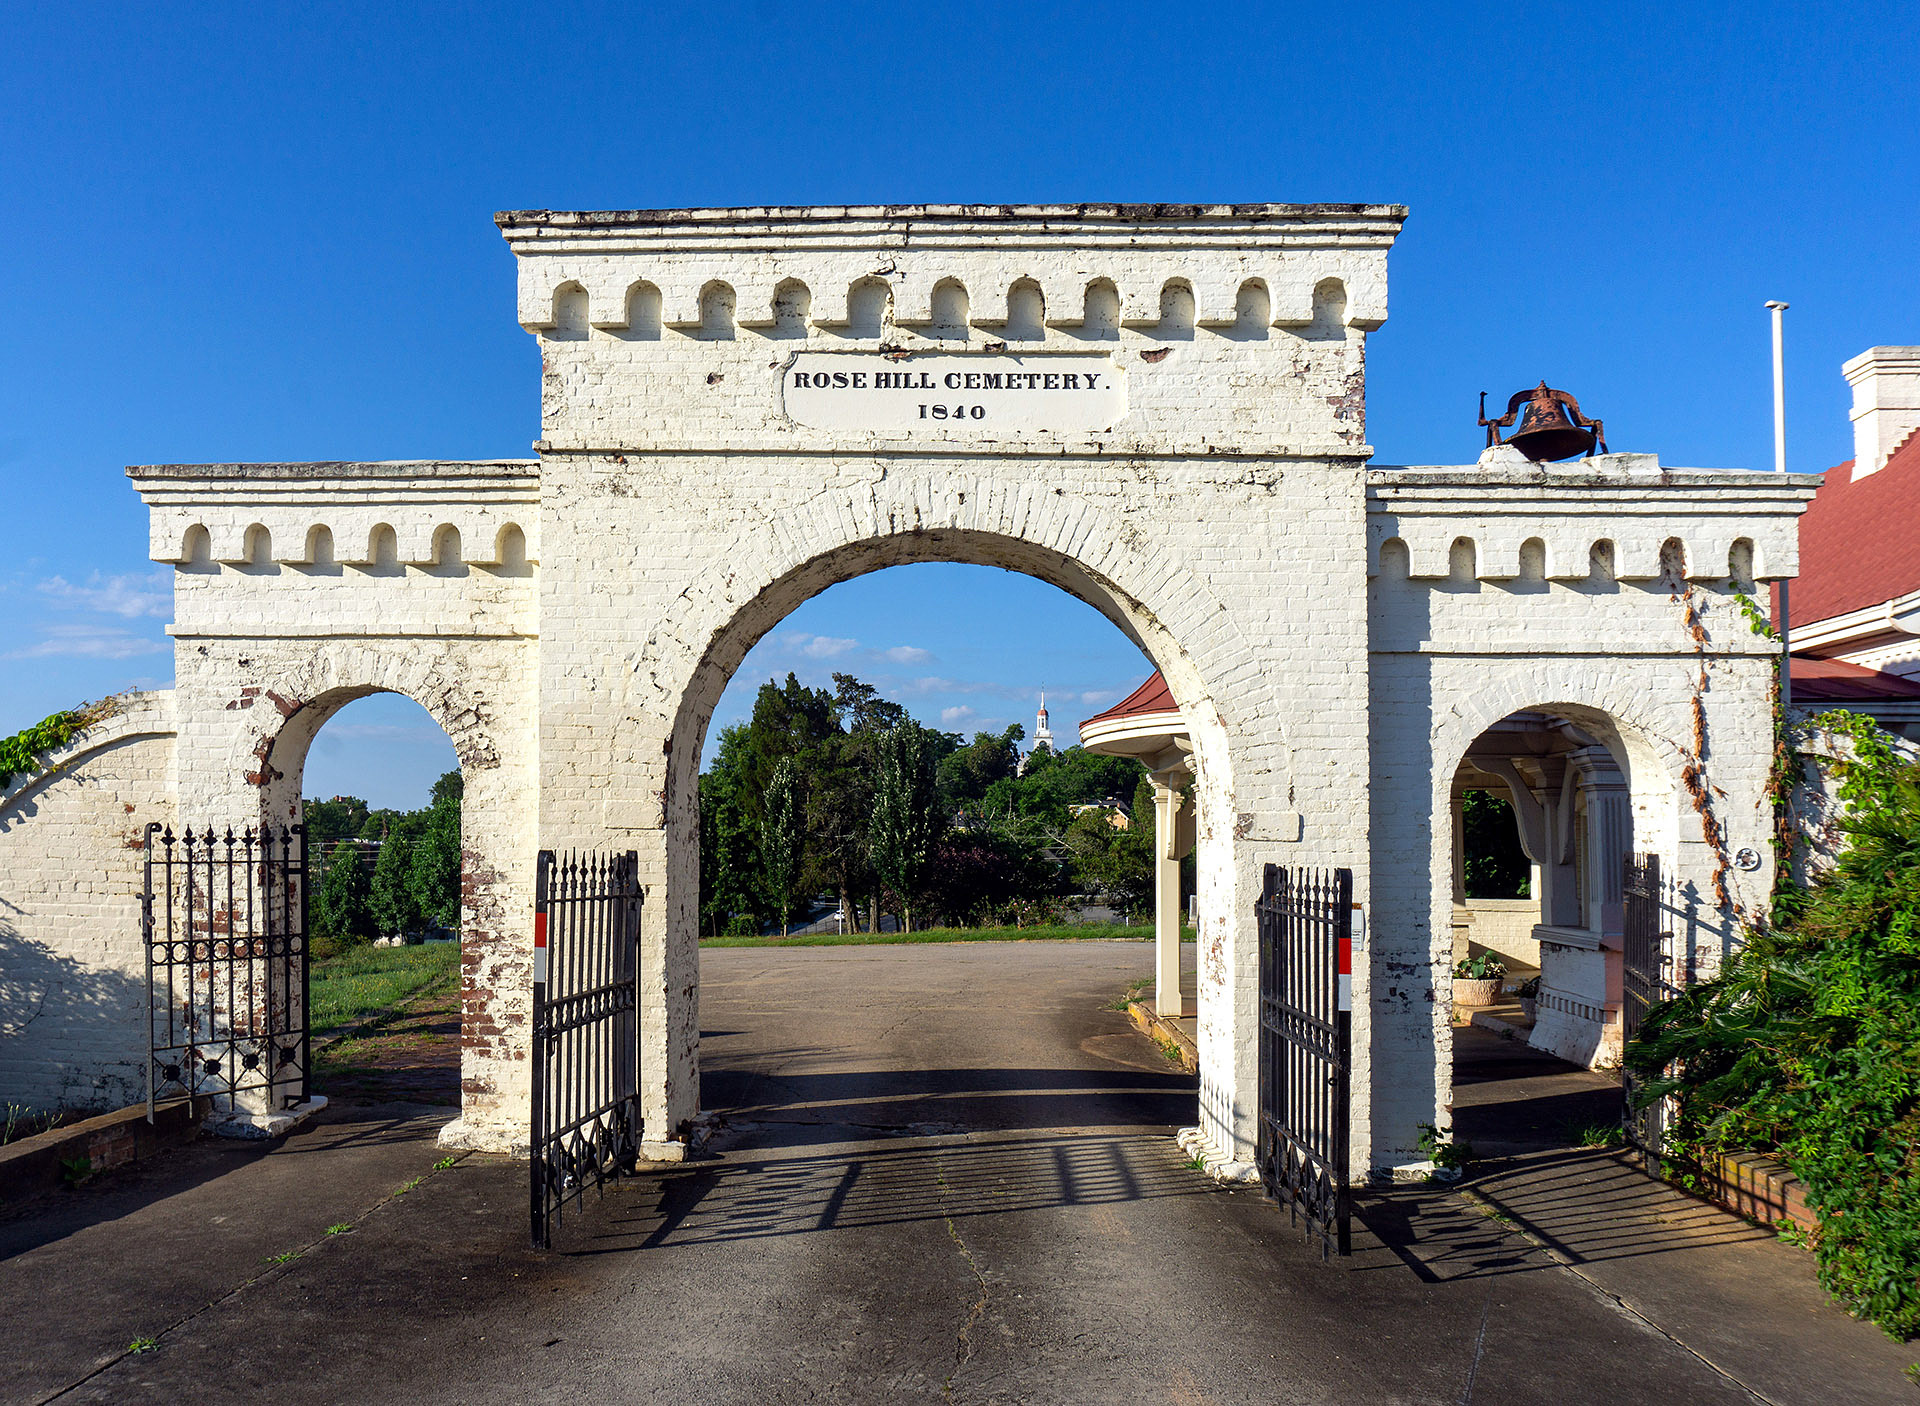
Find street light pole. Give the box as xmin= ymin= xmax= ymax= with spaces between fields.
xmin=1767 ymin=300 xmax=1792 ymax=712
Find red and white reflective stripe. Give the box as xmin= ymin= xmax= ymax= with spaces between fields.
xmin=1337 ymin=929 xmax=1353 ymax=1013
xmin=533 ymin=909 xmax=548 ymax=985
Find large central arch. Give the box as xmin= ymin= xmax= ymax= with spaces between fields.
xmin=610 ymin=470 xmax=1294 ymax=1166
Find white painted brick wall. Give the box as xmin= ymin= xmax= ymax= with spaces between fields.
xmin=0 ymin=694 xmax=175 ymax=1112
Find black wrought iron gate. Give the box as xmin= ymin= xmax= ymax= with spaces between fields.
xmin=1621 ymin=852 xmax=1673 ymax=1154
xmin=142 ymin=823 xmax=310 ymax=1120
xmin=1255 ymin=863 xmax=1354 ymax=1257
xmin=530 ymin=849 xmax=644 ymax=1249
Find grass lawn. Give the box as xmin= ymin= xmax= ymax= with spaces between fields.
xmin=701 ymin=924 xmax=1197 ymax=949
xmin=310 ymin=942 xmax=460 ymax=1035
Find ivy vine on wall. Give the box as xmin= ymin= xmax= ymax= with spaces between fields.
xmin=0 ymin=698 xmax=118 ymax=790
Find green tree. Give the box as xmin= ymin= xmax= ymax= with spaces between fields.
xmin=937 ymin=724 xmax=1026 ymax=808
xmin=312 ymin=843 xmax=374 ymax=946
xmin=832 ymin=672 xmax=907 ymax=734
xmin=430 ymin=768 xmax=463 ymax=808
xmin=303 ymin=795 xmax=370 ymax=846
xmin=1064 ymin=774 xmax=1156 ymax=918
xmin=807 ymin=730 xmax=876 ymax=931
xmin=1628 ymin=739 xmax=1920 ymax=1336
xmin=701 ymin=730 xmax=769 ymax=934
xmin=370 ymin=831 xmax=421 ymax=937
xmin=739 ymin=674 xmax=839 ymax=814
xmin=869 ymin=723 xmax=943 ymax=931
xmin=409 ymin=788 xmax=461 ymax=931
xmin=982 ymin=745 xmax=1144 ymax=833
xmin=1461 ymin=789 xmax=1530 ymax=899
xmin=760 ymin=755 xmax=804 ymax=936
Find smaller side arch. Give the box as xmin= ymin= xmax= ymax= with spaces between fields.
xmin=929 ymin=278 xmax=970 ymax=337
xmin=620 ymin=281 xmax=662 ymax=340
xmin=303 ymin=524 xmax=336 ymax=568
xmin=1156 ymin=279 xmax=1196 ymax=340
xmin=363 ymin=523 xmax=401 ymax=575
xmin=1516 ymin=536 xmax=1549 ymax=585
xmin=1232 ymin=279 xmax=1271 ymax=340
xmin=1588 ymin=539 xmax=1617 ymax=580
xmin=1377 ymin=536 xmax=1411 ymax=579
xmin=547 ymin=281 xmax=589 ymax=341
xmin=1448 ymin=536 xmax=1478 ymax=583
xmin=180 ymin=524 xmax=215 ymax=574
xmin=1004 ymin=278 xmax=1045 ymax=340
xmin=695 ymin=281 xmax=736 ymax=340
xmin=844 ymin=276 xmax=892 ymax=337
xmin=239 ymin=523 xmax=273 ymax=569
xmin=1079 ymin=278 xmax=1120 ymax=338
xmin=770 ymin=278 xmax=811 ymax=338
xmin=427 ymin=523 xmax=465 ymax=574
xmin=1728 ymin=538 xmax=1756 ymax=588
xmin=1657 ymin=536 xmax=1689 ymax=590
xmin=491 ymin=523 xmax=532 ymax=575
xmin=1305 ymin=277 xmax=1348 ymax=340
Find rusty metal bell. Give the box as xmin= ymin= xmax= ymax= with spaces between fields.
xmin=1479 ymin=382 xmax=1607 ymax=462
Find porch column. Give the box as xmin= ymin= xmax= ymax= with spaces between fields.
xmin=1573 ymin=745 xmax=1633 ymax=1057
xmin=1450 ymin=790 xmax=1467 ymax=902
xmin=1150 ymin=763 xmax=1195 ymax=1018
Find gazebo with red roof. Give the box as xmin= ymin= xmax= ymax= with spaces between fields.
xmin=1080 ymin=673 xmax=1193 ymax=1021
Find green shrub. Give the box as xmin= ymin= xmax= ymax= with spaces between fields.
xmin=1629 ymin=748 xmax=1920 ymax=1337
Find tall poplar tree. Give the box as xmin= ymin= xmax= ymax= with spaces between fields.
xmin=868 ymin=722 xmax=942 ymax=932
xmin=760 ymin=755 xmax=804 ymax=936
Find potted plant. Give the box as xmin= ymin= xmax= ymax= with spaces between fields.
xmin=1452 ymin=953 xmax=1507 ymax=1008
xmin=1514 ymin=975 xmax=1540 ymax=1020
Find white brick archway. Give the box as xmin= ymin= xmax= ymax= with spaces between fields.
xmin=0 ymin=205 xmax=1821 ymax=1184
xmin=637 ymin=506 xmax=1270 ymax=1160
xmin=167 ymin=636 xmax=539 ymax=1147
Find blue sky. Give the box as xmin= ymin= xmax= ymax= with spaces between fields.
xmin=3 ymin=2 xmax=1915 ymax=809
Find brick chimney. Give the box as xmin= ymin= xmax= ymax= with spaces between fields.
xmin=1843 ymin=345 xmax=1920 ymax=479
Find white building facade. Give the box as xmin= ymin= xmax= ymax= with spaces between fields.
xmin=0 ymin=204 xmax=1815 ymax=1180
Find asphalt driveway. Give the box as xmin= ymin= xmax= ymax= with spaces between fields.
xmin=2 ymin=941 xmax=1910 ymax=1404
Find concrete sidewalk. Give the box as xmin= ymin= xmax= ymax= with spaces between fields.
xmin=0 ymin=1101 xmax=479 ymax=1404
xmin=1445 ymin=1023 xmax=1917 ymax=1403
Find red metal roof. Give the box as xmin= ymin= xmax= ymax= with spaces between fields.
xmin=1790 ymin=653 xmax=1920 ymax=703
xmin=1785 ymin=429 xmax=1920 ymax=627
xmin=1081 ymin=671 xmax=1177 ymax=729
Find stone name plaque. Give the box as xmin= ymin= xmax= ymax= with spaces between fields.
xmin=782 ymin=353 xmax=1126 ymax=435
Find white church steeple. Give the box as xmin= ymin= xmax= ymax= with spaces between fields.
xmin=1032 ymin=688 xmax=1055 ymax=754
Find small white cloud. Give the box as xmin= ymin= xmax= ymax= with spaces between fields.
xmin=8 ymin=623 xmax=168 ymax=660
xmin=883 ymin=645 xmax=933 ymax=664
xmin=323 ymin=723 xmax=451 ymax=743
xmin=940 ymin=706 xmax=976 ymax=727
xmin=38 ymin=571 xmax=172 ymax=619
xmin=772 ymin=631 xmax=859 ymax=660
xmin=1080 ymin=689 xmax=1119 ymax=706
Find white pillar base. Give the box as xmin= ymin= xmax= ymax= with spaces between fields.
xmin=436 ymin=1114 xmax=527 ymax=1158
xmin=1176 ymin=1125 xmax=1260 ymax=1185
xmin=207 ymin=1095 xmax=328 ymax=1141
